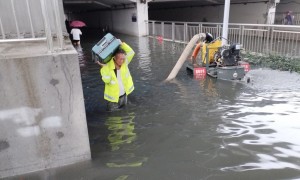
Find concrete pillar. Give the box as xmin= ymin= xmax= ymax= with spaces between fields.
xmin=136 ymin=0 xmax=149 ymax=36
xmin=267 ymin=0 xmax=280 ymax=24
xmin=222 ymin=0 xmax=230 ymax=46
xmin=0 ymin=42 xmax=91 ymax=178
xmin=267 ymin=6 xmax=276 ymax=24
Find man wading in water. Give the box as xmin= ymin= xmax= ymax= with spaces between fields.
xmin=96 ymin=41 xmax=135 ymax=111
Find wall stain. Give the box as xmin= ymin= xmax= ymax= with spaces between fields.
xmin=56 ymin=131 xmax=64 ymax=139
xmin=0 ymin=140 xmax=9 ymax=151
xmin=20 ymin=60 xmax=41 ymax=108
xmin=50 ymin=79 xmax=59 ymax=86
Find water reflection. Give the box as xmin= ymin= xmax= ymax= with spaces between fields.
xmin=198 ymin=77 xmax=219 ymax=97
xmin=104 ymin=112 xmax=148 ymax=168
xmin=197 ymin=76 xmax=245 ymax=99
xmin=137 ymin=37 xmax=152 ymax=81
xmin=105 ymin=114 xmax=136 ymax=152
xmin=74 ymin=44 xmax=87 ymax=69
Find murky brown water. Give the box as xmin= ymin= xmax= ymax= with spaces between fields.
xmin=10 ymin=33 xmax=300 ymax=180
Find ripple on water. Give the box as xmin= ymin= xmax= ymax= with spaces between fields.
xmin=247 ymin=68 xmax=300 ymax=91
xmin=76 ymin=35 xmax=300 ymax=179
xmin=216 ymin=72 xmax=300 ymax=171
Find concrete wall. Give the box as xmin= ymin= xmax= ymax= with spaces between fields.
xmin=70 ymin=8 xmax=139 ymax=36
xmin=149 ymin=2 xmax=269 ymax=24
xmin=69 ymin=11 xmax=113 ymax=32
xmin=69 ymin=1 xmax=148 ymax=36
xmin=0 ymin=46 xmax=91 ymax=178
xmin=277 ymin=0 xmax=300 ymax=13
xmin=112 ymin=8 xmax=139 ymax=36
xmin=0 ymin=0 xmax=67 ymax=38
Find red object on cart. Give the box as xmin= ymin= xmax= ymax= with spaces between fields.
xmin=194 ymin=67 xmax=207 ymax=79
xmin=239 ymin=61 xmax=251 ymax=72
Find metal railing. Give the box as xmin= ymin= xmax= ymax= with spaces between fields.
xmin=0 ymin=0 xmax=64 ymax=52
xmin=146 ymin=20 xmax=300 ymax=57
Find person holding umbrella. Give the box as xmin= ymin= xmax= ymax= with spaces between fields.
xmin=70 ymin=20 xmax=85 ymax=45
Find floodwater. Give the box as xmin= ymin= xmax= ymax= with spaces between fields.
xmin=11 ymin=33 xmax=300 ymax=180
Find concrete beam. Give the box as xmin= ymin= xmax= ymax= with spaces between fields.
xmin=64 ymin=0 xmax=111 ymax=8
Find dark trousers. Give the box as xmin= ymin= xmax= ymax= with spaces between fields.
xmin=106 ymin=94 xmax=127 ymax=111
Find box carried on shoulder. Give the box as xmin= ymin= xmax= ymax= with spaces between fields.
xmin=91 ymin=33 xmax=121 ymax=63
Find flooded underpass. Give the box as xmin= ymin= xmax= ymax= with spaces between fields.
xmin=11 ymin=34 xmax=300 ymax=180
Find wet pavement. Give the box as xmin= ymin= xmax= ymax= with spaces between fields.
xmin=7 ymin=33 xmax=300 ymax=180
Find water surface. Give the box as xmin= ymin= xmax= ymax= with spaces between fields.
xmin=12 ymin=34 xmax=300 ymax=180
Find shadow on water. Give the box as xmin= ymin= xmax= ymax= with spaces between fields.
xmin=10 ymin=32 xmax=300 ymax=180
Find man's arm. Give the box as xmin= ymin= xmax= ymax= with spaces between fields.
xmin=120 ymin=42 xmax=135 ymax=64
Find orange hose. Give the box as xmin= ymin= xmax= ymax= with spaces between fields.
xmin=191 ymin=43 xmax=201 ymax=59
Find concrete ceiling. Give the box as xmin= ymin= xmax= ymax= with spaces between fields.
xmin=63 ymin=0 xmax=136 ymax=13
xmin=149 ymin=0 xmax=269 ymax=10
xmin=63 ymin=0 xmax=270 ymax=13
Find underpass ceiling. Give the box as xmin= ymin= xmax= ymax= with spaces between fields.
xmin=63 ymin=0 xmax=135 ymax=13
xmin=63 ymin=0 xmax=270 ymax=13
xmin=149 ymin=0 xmax=269 ymax=10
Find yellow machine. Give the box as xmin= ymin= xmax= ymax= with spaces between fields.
xmin=187 ymin=33 xmax=250 ymax=81
xmin=201 ymin=39 xmax=222 ymax=64
xmin=166 ymin=32 xmax=251 ymax=82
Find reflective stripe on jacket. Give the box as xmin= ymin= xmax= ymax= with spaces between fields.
xmin=100 ymin=42 xmax=135 ymax=102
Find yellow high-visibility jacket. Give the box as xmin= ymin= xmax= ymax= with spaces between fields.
xmin=100 ymin=42 xmax=135 ymax=102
